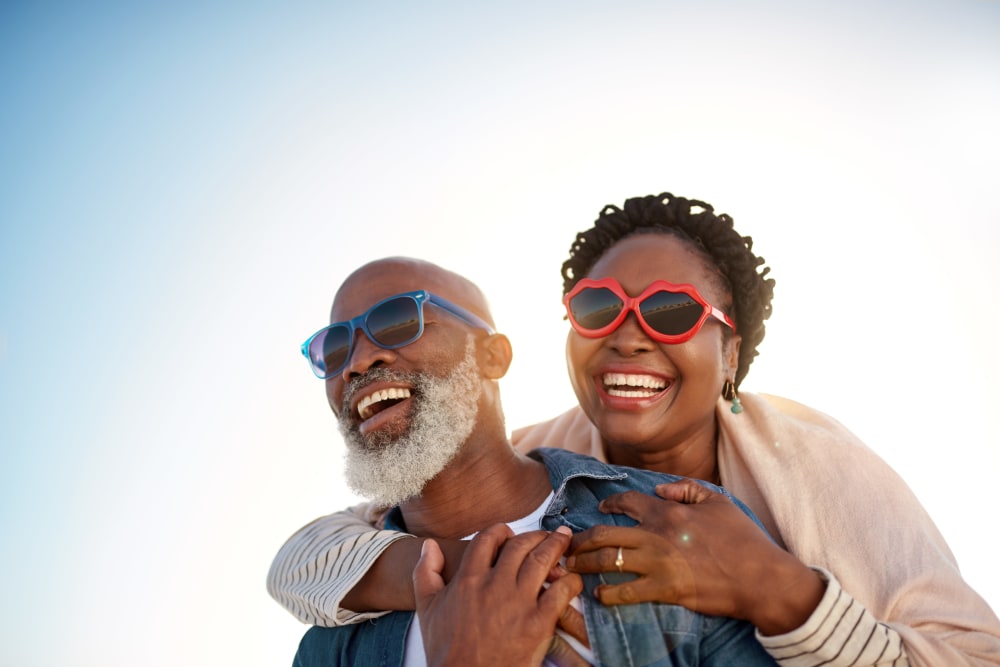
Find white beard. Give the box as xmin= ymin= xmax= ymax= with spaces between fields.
xmin=339 ymin=338 xmax=481 ymax=506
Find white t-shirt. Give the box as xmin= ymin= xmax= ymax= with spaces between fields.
xmin=403 ymin=492 xmax=594 ymax=666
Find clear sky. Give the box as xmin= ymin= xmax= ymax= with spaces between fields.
xmin=2 ymin=1 xmax=998 ymax=665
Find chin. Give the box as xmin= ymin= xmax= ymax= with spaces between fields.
xmin=592 ymin=414 xmax=639 ymax=443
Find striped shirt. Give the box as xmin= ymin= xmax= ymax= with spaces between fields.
xmin=757 ymin=569 xmax=906 ymax=666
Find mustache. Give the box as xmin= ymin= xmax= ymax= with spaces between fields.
xmin=341 ymin=367 xmax=420 ymax=417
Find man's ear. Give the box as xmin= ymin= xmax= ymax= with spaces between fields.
xmin=478 ymin=333 xmax=513 ymax=380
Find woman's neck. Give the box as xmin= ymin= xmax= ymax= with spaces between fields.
xmin=603 ymin=425 xmax=720 ymax=484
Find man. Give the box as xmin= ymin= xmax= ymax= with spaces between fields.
xmin=291 ymin=256 xmax=777 ymax=666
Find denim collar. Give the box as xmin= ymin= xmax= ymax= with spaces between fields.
xmin=382 ymin=448 xmax=627 ymax=532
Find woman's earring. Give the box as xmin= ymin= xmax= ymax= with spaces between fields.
xmin=722 ymin=379 xmax=743 ymax=414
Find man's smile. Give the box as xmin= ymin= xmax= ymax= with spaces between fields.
xmin=357 ymin=386 xmax=413 ymax=420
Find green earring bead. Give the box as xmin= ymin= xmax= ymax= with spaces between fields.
xmin=730 ymin=395 xmax=743 ymax=414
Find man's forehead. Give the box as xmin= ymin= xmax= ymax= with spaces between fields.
xmin=331 ymin=258 xmax=462 ymax=318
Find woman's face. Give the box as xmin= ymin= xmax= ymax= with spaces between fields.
xmin=565 ymin=233 xmax=741 ymax=457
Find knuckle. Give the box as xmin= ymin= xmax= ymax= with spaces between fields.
xmin=598 ymin=547 xmax=618 ymax=569
xmin=474 ymin=525 xmax=505 ymax=546
xmin=504 ymin=532 xmax=540 ymax=554
xmin=527 ymin=547 xmax=554 ymax=569
xmin=617 ymin=584 xmax=638 ymax=603
xmin=589 ymin=524 xmax=615 ymax=542
xmin=598 ymin=583 xmax=638 ymax=605
xmin=619 ymin=490 xmax=644 ymax=503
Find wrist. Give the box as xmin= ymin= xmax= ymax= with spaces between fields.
xmin=436 ymin=538 xmax=469 ymax=583
xmin=751 ymin=559 xmax=827 ymax=636
xmin=343 ymin=537 xmax=424 ymax=612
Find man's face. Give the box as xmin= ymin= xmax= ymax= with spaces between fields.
xmin=324 ymin=260 xmax=486 ymax=505
xmin=339 ymin=337 xmax=481 ymax=505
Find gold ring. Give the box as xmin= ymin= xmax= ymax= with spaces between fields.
xmin=615 ymin=546 xmax=624 ymax=573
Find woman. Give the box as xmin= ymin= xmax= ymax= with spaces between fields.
xmin=269 ymin=193 xmax=1000 ymax=666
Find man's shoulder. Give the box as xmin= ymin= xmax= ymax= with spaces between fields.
xmin=530 ymin=446 xmax=601 ymax=467
xmin=532 ymin=447 xmax=687 ymax=489
xmin=534 ymin=448 xmax=761 ymax=529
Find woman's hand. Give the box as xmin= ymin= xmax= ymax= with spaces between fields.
xmin=413 ymin=524 xmax=586 ymax=666
xmin=565 ymin=479 xmax=825 ymax=635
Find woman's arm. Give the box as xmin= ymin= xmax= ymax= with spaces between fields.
xmin=755 ymin=568 xmax=906 ymax=666
xmin=266 ymin=503 xmax=468 ymax=626
xmin=266 ymin=503 xmax=410 ymax=626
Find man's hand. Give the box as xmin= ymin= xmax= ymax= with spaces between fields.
xmin=413 ymin=524 xmax=584 ymax=666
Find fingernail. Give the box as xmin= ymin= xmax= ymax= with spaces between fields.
xmin=556 ymin=525 xmax=572 ymax=536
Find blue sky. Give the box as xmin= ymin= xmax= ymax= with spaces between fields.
xmin=2 ymin=2 xmax=999 ymax=664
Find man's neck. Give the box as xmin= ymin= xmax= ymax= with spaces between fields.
xmin=398 ymin=437 xmax=552 ymax=539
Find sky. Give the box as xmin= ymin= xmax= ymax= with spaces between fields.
xmin=1 ymin=1 xmax=998 ymax=665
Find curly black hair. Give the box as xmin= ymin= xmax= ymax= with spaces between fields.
xmin=561 ymin=192 xmax=775 ymax=388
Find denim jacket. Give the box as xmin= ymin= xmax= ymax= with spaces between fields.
xmin=294 ymin=448 xmax=777 ymax=667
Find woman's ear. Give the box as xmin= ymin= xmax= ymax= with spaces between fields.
xmin=479 ymin=333 xmax=513 ymax=380
xmin=725 ymin=333 xmax=742 ymax=378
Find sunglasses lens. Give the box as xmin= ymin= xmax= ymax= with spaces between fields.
xmin=367 ymin=296 xmax=422 ymax=347
xmin=640 ymin=291 xmax=703 ymax=336
xmin=310 ymin=325 xmax=351 ymax=377
xmin=569 ymin=287 xmax=624 ymax=330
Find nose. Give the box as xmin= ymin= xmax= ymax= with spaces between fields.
xmin=606 ymin=311 xmax=654 ymax=356
xmin=340 ymin=329 xmax=397 ymax=381
xmin=328 ymin=330 xmax=398 ymax=417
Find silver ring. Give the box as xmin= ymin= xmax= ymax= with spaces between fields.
xmin=615 ymin=546 xmax=624 ymax=573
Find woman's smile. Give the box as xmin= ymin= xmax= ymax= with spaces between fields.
xmin=596 ymin=367 xmax=673 ymax=408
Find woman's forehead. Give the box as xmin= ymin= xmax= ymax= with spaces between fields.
xmin=588 ymin=235 xmax=711 ymax=283
xmin=586 ymin=233 xmax=732 ymax=307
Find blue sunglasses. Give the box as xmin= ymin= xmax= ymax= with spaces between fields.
xmin=301 ymin=290 xmax=496 ymax=379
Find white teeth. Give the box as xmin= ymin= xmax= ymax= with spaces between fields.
xmin=357 ymin=387 xmax=412 ymax=420
xmin=601 ymin=373 xmax=667 ymax=397
xmin=607 ymin=387 xmax=660 ymax=398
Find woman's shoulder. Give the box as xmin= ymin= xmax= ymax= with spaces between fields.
xmin=511 ymin=405 xmax=599 ymax=456
xmin=719 ymin=391 xmax=902 ymax=491
xmin=733 ymin=391 xmax=872 ymax=455
xmin=722 ymin=391 xmax=924 ymax=512
xmin=748 ymin=392 xmax=857 ymax=432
